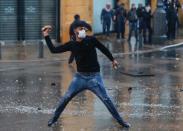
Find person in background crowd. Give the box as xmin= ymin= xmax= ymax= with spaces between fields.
xmin=68 ymin=14 xmax=81 ymax=65
xmin=127 ymin=4 xmax=138 ymax=42
xmin=172 ymin=0 xmax=181 ymax=35
xmin=143 ymin=5 xmax=152 ymax=44
xmin=114 ymin=2 xmax=127 ymax=40
xmin=163 ymin=0 xmax=169 ymax=12
xmin=163 ymin=0 xmax=180 ymax=14
xmin=137 ymin=3 xmax=146 ymax=44
xmin=101 ymin=3 xmax=113 ymax=37
xmin=172 ymin=0 xmax=181 ymax=12
xmin=163 ymin=0 xmax=181 ymax=39
xmin=167 ymin=1 xmax=178 ymax=39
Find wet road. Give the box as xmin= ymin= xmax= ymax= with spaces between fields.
xmin=0 ymin=39 xmax=183 ymax=131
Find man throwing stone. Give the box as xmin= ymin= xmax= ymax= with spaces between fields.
xmin=42 ymin=21 xmax=131 ymax=128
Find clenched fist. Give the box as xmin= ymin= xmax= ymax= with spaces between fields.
xmin=42 ymin=25 xmax=52 ymax=37
xmin=112 ymin=60 xmax=119 ymax=70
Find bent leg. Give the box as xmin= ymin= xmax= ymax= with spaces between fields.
xmin=87 ymin=75 xmax=126 ymax=125
xmin=51 ymin=75 xmax=85 ymax=122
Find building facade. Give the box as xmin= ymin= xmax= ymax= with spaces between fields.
xmin=0 ymin=0 xmax=182 ymax=43
xmin=0 ymin=0 xmax=60 ymax=41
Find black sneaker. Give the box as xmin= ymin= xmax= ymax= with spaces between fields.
xmin=48 ymin=118 xmax=57 ymax=127
xmin=121 ymin=121 xmax=131 ymax=128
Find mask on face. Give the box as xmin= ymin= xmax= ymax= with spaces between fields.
xmin=78 ymin=29 xmax=86 ymax=39
xmin=146 ymin=6 xmax=151 ymax=12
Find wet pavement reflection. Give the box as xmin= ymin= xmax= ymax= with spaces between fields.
xmin=0 ymin=39 xmax=183 ymax=131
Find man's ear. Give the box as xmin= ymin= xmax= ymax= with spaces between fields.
xmin=73 ymin=28 xmax=76 ymax=34
xmin=74 ymin=29 xmax=79 ymax=35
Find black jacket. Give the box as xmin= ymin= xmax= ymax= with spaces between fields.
xmin=45 ymin=36 xmax=114 ymax=72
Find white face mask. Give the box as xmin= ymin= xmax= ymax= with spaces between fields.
xmin=146 ymin=6 xmax=151 ymax=12
xmin=78 ymin=29 xmax=86 ymax=39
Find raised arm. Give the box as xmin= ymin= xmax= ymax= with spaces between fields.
xmin=42 ymin=25 xmax=71 ymax=54
xmin=45 ymin=36 xmax=71 ymax=53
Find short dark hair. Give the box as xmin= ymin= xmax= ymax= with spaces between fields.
xmin=73 ymin=20 xmax=92 ymax=31
xmin=74 ymin=14 xmax=80 ymax=20
xmin=121 ymin=3 xmax=125 ymax=6
xmin=116 ymin=0 xmax=120 ymax=3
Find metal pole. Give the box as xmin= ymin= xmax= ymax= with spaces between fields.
xmin=38 ymin=40 xmax=44 ymax=58
xmin=17 ymin=0 xmax=25 ymax=40
xmin=0 ymin=41 xmax=2 ymax=60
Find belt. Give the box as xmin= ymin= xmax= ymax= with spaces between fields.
xmin=77 ymin=72 xmax=99 ymax=76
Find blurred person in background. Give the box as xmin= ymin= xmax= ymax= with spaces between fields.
xmin=114 ymin=2 xmax=127 ymax=40
xmin=143 ymin=5 xmax=152 ymax=44
xmin=167 ymin=1 xmax=178 ymax=39
xmin=101 ymin=2 xmax=113 ymax=37
xmin=164 ymin=0 xmax=181 ymax=39
xmin=127 ymin=4 xmax=138 ymax=42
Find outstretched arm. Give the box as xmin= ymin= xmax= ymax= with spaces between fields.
xmin=94 ymin=37 xmax=118 ymax=69
xmin=95 ymin=38 xmax=114 ymax=61
xmin=45 ymin=36 xmax=71 ymax=53
xmin=42 ymin=25 xmax=71 ymax=53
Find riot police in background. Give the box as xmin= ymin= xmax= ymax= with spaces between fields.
xmin=164 ymin=0 xmax=181 ymax=12
xmin=137 ymin=4 xmax=146 ymax=44
xmin=114 ymin=2 xmax=127 ymax=40
xmin=163 ymin=0 xmax=181 ymax=39
xmin=127 ymin=4 xmax=138 ymax=42
xmin=167 ymin=2 xmax=177 ymax=39
xmin=171 ymin=0 xmax=181 ymax=35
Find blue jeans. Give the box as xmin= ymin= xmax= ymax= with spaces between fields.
xmin=51 ymin=72 xmax=125 ymax=125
